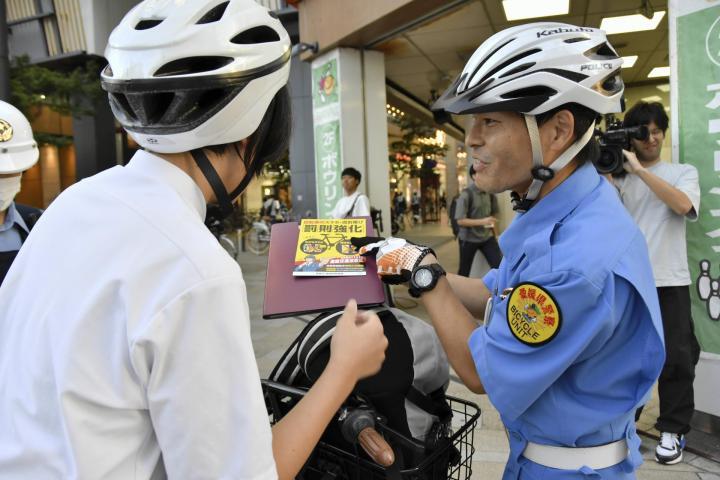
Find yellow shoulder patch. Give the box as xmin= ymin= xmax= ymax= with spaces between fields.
xmin=0 ymin=119 xmax=13 ymax=142
xmin=506 ymin=282 xmax=561 ymax=347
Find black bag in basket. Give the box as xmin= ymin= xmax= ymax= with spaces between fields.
xmin=268 ymin=307 xmax=459 ymax=478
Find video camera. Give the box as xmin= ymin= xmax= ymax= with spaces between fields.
xmin=592 ymin=121 xmax=649 ymax=175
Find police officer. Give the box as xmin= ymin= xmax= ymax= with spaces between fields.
xmin=355 ymin=22 xmax=664 ymax=479
xmin=0 ymin=101 xmax=41 ymax=286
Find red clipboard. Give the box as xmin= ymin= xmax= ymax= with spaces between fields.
xmin=262 ymin=218 xmax=386 ymax=319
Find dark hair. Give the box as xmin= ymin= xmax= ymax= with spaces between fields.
xmin=535 ymin=103 xmax=600 ymax=165
xmin=469 ymin=165 xmax=477 ymax=177
xmin=341 ymin=167 xmax=362 ymax=182
xmin=206 ymin=86 xmax=291 ymax=177
xmin=622 ymin=101 xmax=668 ymax=133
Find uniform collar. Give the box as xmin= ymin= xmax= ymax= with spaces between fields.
xmin=499 ymin=162 xmax=600 ymax=262
xmin=0 ymin=202 xmax=29 ymax=235
xmin=126 ymin=150 xmax=207 ymax=220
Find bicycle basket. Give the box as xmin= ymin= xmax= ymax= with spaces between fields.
xmin=262 ymin=380 xmax=480 ymax=480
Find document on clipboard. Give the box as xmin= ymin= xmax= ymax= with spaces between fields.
xmin=263 ymin=218 xmax=386 ymax=319
xmin=292 ymin=219 xmax=367 ymax=277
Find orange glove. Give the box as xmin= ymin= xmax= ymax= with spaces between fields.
xmin=351 ymin=236 xmax=435 ymax=285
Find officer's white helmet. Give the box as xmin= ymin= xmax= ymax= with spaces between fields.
xmin=432 ymin=22 xmax=624 ymax=117
xmin=100 ymin=0 xmax=291 ymax=154
xmin=0 ymin=100 xmax=39 ymax=175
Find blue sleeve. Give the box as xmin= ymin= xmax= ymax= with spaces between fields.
xmin=482 ymin=268 xmax=498 ymax=294
xmin=469 ymin=270 xmax=622 ymax=421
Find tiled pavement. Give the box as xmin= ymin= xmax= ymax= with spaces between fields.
xmin=240 ymin=219 xmax=720 ymax=479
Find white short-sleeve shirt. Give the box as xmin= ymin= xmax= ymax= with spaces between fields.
xmin=329 ymin=191 xmax=370 ymax=219
xmin=614 ymin=161 xmax=700 ymax=287
xmin=0 ymin=151 xmax=277 ymax=479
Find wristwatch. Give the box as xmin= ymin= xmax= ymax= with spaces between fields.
xmin=409 ymin=263 xmax=446 ymax=298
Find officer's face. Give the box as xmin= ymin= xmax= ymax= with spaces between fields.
xmin=630 ymin=121 xmax=664 ymax=163
xmin=465 ymin=112 xmax=534 ymax=195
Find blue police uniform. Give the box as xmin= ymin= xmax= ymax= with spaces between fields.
xmin=469 ymin=162 xmax=665 ymax=479
xmin=0 ymin=202 xmax=31 ymax=286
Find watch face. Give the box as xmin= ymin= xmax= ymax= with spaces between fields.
xmin=414 ymin=267 xmax=434 ymax=288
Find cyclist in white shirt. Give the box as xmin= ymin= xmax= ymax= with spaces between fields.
xmin=0 ymin=2 xmax=387 ymax=479
xmin=329 ymin=167 xmax=371 ymax=218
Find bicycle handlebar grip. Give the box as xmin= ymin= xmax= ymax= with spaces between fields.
xmin=358 ymin=427 xmax=395 ymax=467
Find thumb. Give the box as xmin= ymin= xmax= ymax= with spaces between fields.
xmin=340 ymin=299 xmax=358 ymax=325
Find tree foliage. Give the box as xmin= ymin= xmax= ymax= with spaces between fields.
xmin=9 ymin=55 xmax=104 ymax=122
xmin=388 ymin=115 xmax=447 ymax=180
xmin=262 ymin=150 xmax=291 ymax=188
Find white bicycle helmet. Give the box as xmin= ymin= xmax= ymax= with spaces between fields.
xmin=100 ymin=0 xmax=291 ymax=154
xmin=432 ymin=23 xmax=625 ymax=211
xmin=0 ymin=100 xmax=39 ymax=174
xmin=101 ymin=0 xmax=292 ymax=217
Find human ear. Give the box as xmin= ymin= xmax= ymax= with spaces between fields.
xmin=542 ymin=110 xmax=575 ymax=160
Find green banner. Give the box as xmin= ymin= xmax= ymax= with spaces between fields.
xmin=314 ymin=120 xmax=342 ymax=216
xmin=678 ymin=7 xmax=720 ymax=354
xmin=311 ymin=56 xmax=342 ymax=218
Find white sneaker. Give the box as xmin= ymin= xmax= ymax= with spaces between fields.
xmin=655 ymin=432 xmax=685 ymax=465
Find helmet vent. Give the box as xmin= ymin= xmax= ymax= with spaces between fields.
xmin=143 ymin=92 xmax=175 ymax=125
xmin=585 ymin=42 xmax=618 ymax=59
xmin=231 ymin=26 xmax=281 ymax=44
xmin=601 ymin=73 xmax=622 ymax=93
xmin=110 ymin=93 xmax=138 ymax=121
xmin=539 ymin=68 xmax=588 ymax=83
xmin=197 ymin=1 xmax=230 ymax=24
xmin=154 ymin=56 xmax=234 ymax=77
xmin=135 ymin=19 xmax=164 ymax=30
xmin=103 ymin=65 xmax=114 ymax=77
xmin=465 ymin=37 xmax=516 ymax=90
xmin=480 ymin=48 xmax=541 ymax=85
xmin=565 ymin=37 xmax=590 ymax=44
xmin=196 ymin=88 xmax=233 ymax=115
xmin=501 ymin=86 xmax=557 ymax=100
xmin=500 ymin=62 xmax=535 ymax=78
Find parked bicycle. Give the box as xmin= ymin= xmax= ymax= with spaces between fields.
xmin=245 ymin=204 xmax=293 ymax=255
xmin=205 ymin=204 xmax=245 ymax=262
xmin=391 ymin=207 xmax=406 ymax=236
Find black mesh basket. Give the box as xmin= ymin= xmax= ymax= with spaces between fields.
xmin=263 ymin=380 xmax=480 ymax=480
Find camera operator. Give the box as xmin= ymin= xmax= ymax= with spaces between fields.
xmin=612 ymin=101 xmax=701 ymax=465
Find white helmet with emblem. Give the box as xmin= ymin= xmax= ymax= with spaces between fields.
xmin=0 ymin=100 xmax=39 ymax=174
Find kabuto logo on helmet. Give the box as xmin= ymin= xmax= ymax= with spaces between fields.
xmin=0 ymin=120 xmax=13 ymax=142
xmin=536 ymin=26 xmax=594 ymax=38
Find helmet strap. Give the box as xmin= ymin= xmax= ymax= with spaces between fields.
xmin=191 ymin=148 xmax=235 ymax=218
xmin=512 ymin=116 xmax=595 ymax=212
xmin=191 ymin=92 xmax=278 ymax=218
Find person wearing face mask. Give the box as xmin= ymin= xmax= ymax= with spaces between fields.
xmin=354 ymin=22 xmax=665 ymax=479
xmin=0 ymin=2 xmax=388 ymax=479
xmin=0 ymin=100 xmax=41 ymax=286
